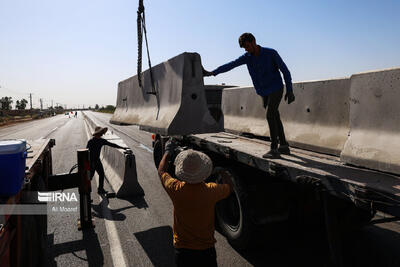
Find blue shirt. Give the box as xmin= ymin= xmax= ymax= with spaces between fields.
xmin=212 ymin=46 xmax=293 ymax=96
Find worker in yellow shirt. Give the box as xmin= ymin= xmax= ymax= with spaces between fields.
xmin=158 ymin=139 xmax=233 ymax=267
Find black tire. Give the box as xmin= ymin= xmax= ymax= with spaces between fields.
xmin=153 ymin=139 xmax=163 ymax=169
xmin=214 ymin=167 xmax=255 ymax=250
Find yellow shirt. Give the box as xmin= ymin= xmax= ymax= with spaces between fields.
xmin=161 ymin=172 xmax=231 ymax=250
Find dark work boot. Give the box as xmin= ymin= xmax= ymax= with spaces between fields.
xmin=278 ymin=144 xmax=291 ymax=155
xmin=262 ymin=149 xmax=281 ymax=159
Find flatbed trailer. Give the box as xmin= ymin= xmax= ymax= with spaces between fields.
xmin=0 ymin=139 xmax=54 ymax=266
xmin=152 ymin=131 xmax=400 ymax=266
xmin=0 ymin=138 xmax=94 ymax=267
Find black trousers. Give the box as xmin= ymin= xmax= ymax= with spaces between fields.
xmin=90 ymin=159 xmax=105 ymax=190
xmin=175 ymin=247 xmax=217 ymax=267
xmin=262 ymin=88 xmax=288 ymax=149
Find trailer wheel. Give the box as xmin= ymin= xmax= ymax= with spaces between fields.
xmin=214 ymin=167 xmax=254 ymax=249
xmin=153 ymin=139 xmax=163 ymax=168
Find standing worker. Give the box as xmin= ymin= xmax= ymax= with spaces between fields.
xmin=203 ymin=32 xmax=295 ymax=158
xmin=86 ymin=126 xmax=128 ymax=194
xmin=158 ymin=140 xmax=233 ymax=267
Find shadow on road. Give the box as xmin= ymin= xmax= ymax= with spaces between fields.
xmin=118 ymin=194 xmax=149 ymax=210
xmin=227 ymin=223 xmax=329 ymax=267
xmin=91 ymin=194 xmax=149 ymax=222
xmin=46 ymin=228 xmax=103 ymax=267
xmin=91 ymin=197 xmax=127 ymax=221
xmin=227 ymin=221 xmax=400 ymax=267
xmin=134 ymin=226 xmax=175 ymax=267
xmin=343 ymin=223 xmax=400 ymax=267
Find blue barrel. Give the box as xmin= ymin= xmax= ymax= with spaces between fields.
xmin=0 ymin=140 xmax=27 ymax=196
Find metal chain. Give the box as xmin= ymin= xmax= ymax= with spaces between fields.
xmin=137 ymin=0 xmax=144 ymax=87
xmin=136 ymin=0 xmax=156 ymax=95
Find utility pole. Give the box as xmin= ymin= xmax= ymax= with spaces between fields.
xmin=29 ymin=93 xmax=33 ymax=110
xmin=51 ymin=100 xmax=53 ymax=109
xmin=40 ymin=98 xmax=43 ymax=110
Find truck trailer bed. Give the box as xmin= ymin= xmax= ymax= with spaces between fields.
xmin=186 ymin=132 xmax=400 ymax=217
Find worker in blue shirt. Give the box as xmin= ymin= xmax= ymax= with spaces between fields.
xmin=203 ymin=33 xmax=295 ymax=158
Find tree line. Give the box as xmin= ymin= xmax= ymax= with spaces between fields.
xmin=0 ymin=96 xmax=29 ymax=110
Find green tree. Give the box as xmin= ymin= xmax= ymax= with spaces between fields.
xmin=16 ymin=98 xmax=28 ymax=110
xmin=105 ymin=105 xmax=115 ymax=111
xmin=0 ymin=97 xmax=13 ymax=110
xmin=95 ymin=104 xmax=99 ymax=110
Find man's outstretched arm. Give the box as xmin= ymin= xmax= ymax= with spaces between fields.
xmin=104 ymin=140 xmax=128 ymax=150
xmin=203 ymin=54 xmax=247 ymax=77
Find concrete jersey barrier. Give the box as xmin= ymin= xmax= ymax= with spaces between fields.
xmin=222 ymin=78 xmax=350 ymax=156
xmin=83 ymin=112 xmax=144 ymax=197
xmin=280 ymin=78 xmax=350 ymax=156
xmin=340 ymin=68 xmax=400 ymax=174
xmin=110 ymin=52 xmax=223 ymax=135
xmin=222 ymin=86 xmax=267 ymax=137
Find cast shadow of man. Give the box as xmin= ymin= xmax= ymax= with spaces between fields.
xmin=134 ymin=226 xmax=175 ymax=267
xmin=46 ymin=228 xmax=104 ymax=267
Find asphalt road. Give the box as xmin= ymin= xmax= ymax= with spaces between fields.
xmin=1 ymin=112 xmax=400 ymax=267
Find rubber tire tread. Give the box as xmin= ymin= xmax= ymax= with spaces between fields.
xmin=215 ymin=167 xmax=256 ymax=250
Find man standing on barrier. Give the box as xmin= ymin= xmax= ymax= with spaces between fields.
xmin=203 ymin=32 xmax=295 ymax=158
xmin=158 ymin=139 xmax=233 ymax=267
xmin=86 ymin=126 xmax=128 ymax=194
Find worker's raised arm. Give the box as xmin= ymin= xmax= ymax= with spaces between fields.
xmin=211 ymin=54 xmax=247 ymax=76
xmin=158 ymin=152 xmax=170 ymax=178
xmin=157 ymin=138 xmax=176 ymax=180
xmin=219 ymin=170 xmax=234 ymax=194
xmin=104 ymin=139 xmax=128 ymax=150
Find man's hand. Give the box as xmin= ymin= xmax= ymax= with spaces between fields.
xmin=158 ymin=138 xmax=176 ymax=177
xmin=284 ymin=91 xmax=295 ymax=104
xmin=164 ymin=138 xmax=177 ymax=155
xmin=219 ymin=170 xmax=234 ymax=193
xmin=202 ymin=67 xmax=214 ymax=77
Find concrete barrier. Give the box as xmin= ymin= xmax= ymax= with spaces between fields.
xmin=110 ymin=52 xmax=223 ymax=135
xmin=83 ymin=112 xmax=144 ymax=197
xmin=281 ymin=78 xmax=350 ymax=155
xmin=222 ymin=78 xmax=350 ymax=156
xmin=340 ymin=68 xmax=400 ymax=174
xmin=222 ymin=86 xmax=267 ymax=136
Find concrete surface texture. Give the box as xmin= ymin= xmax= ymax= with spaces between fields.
xmin=83 ymin=112 xmax=144 ymax=197
xmin=280 ymin=78 xmax=350 ymax=155
xmin=340 ymin=68 xmax=400 ymax=174
xmin=110 ymin=52 xmax=223 ymax=135
xmin=222 ymin=86 xmax=268 ymax=136
xmin=222 ymin=78 xmax=350 ymax=156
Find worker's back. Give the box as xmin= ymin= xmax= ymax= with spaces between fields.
xmin=161 ymin=172 xmax=230 ymax=250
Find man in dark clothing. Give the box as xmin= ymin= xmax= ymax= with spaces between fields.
xmin=86 ymin=126 xmax=128 ymax=194
xmin=203 ymin=33 xmax=295 ymax=158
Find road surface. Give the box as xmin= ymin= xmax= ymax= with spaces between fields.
xmin=1 ymin=112 xmax=399 ymax=266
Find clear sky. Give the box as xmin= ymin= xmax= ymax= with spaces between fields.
xmin=1 ymin=0 xmax=399 ymax=109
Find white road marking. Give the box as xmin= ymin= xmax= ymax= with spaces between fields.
xmin=83 ymin=120 xmax=128 ymax=267
xmin=139 ymin=143 xmax=153 ymax=153
xmin=40 ymin=127 xmax=59 ymax=139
